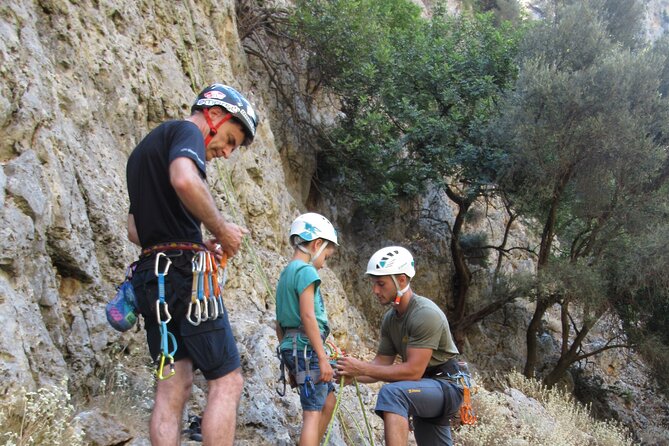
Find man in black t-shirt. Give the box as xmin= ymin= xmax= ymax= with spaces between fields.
xmin=126 ymin=83 xmax=258 ymax=445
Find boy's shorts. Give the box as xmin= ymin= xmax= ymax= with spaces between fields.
xmin=281 ymin=349 xmax=335 ymax=411
xmin=132 ymin=253 xmax=241 ymax=380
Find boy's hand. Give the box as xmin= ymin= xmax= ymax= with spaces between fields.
xmin=318 ymin=356 xmax=334 ymax=383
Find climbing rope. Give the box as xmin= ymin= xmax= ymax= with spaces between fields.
xmin=215 ymin=161 xmax=274 ymax=308
xmin=323 ymin=375 xmax=346 ymax=445
xmin=355 ymin=378 xmax=375 ymax=445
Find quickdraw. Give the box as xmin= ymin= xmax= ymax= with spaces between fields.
xmin=459 ymin=381 xmax=477 ymax=425
xmin=215 ymin=253 xmax=227 ymax=317
xmin=154 ymin=253 xmax=177 ymax=380
xmin=448 ymin=364 xmax=478 ymax=426
xmin=187 ymin=251 xmax=227 ymax=326
xmin=205 ymin=253 xmax=218 ymax=319
xmin=187 ymin=253 xmax=203 ymax=326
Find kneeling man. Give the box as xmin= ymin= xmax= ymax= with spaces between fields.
xmin=336 ymin=246 xmax=463 ymax=446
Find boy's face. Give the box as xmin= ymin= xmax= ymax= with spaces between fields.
xmin=312 ymin=241 xmax=336 ymax=269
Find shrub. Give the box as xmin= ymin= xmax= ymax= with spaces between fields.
xmin=0 ymin=381 xmax=84 ymax=446
xmin=455 ymin=371 xmax=632 ymax=445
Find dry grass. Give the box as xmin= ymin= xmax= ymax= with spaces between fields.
xmin=454 ymin=371 xmax=633 ymax=446
xmin=0 ymin=381 xmax=84 ymax=446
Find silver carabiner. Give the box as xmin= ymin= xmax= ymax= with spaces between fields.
xmin=186 ymin=300 xmax=202 ymax=326
xmin=155 ymin=252 xmax=172 ymax=277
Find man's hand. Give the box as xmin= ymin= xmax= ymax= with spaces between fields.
xmin=216 ymin=222 xmax=249 ymax=257
xmin=204 ymin=238 xmax=225 ymax=262
xmin=336 ymin=356 xmax=368 ymax=378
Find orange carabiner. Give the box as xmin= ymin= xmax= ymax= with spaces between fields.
xmin=459 ymin=381 xmax=477 ymax=425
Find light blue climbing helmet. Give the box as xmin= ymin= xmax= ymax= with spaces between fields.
xmin=289 ymin=213 xmax=338 ymax=263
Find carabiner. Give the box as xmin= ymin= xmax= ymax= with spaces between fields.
xmin=205 ymin=253 xmax=219 ymax=319
xmin=155 ymin=299 xmax=173 ymax=324
xmin=154 ymin=252 xmax=172 ymax=277
xmin=156 ymin=320 xmax=177 ymax=380
xmin=186 ymin=300 xmax=202 ymax=326
xmin=156 ymin=353 xmax=176 ymax=380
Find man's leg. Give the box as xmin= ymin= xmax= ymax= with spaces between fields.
xmin=375 ymin=380 xmax=449 ymax=446
xmin=383 ymin=412 xmax=410 ymax=446
xmin=201 ymin=367 xmax=243 ymax=446
xmin=413 ymin=417 xmax=453 ymax=446
xmin=150 ymin=359 xmax=194 ymax=445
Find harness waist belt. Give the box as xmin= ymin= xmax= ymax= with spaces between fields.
xmin=140 ymin=242 xmax=207 ymax=258
xmin=423 ymin=358 xmax=461 ymax=380
xmin=282 ymin=327 xmax=327 ymax=342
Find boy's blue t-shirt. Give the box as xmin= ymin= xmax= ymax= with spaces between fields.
xmin=276 ymin=260 xmax=330 ymax=351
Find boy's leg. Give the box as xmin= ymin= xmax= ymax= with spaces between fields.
xmin=201 ymin=367 xmax=244 ymax=446
xmin=150 ymin=358 xmax=194 ymax=445
xmin=317 ymin=389 xmax=337 ymax=439
xmin=300 ymin=410 xmax=322 ymax=446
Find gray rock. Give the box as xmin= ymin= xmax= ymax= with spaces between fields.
xmin=77 ymin=409 xmax=133 ymax=446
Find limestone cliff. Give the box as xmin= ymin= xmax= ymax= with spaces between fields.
xmin=1 ymin=1 xmax=668 ymax=445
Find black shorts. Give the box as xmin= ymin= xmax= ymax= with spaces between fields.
xmin=131 ymin=253 xmax=240 ymax=380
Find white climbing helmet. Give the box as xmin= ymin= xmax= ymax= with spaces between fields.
xmin=366 ymin=246 xmax=415 ymax=305
xmin=366 ymin=246 xmax=415 ymax=278
xmin=289 ymin=213 xmax=339 ymax=246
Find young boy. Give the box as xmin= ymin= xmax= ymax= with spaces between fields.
xmin=275 ymin=213 xmax=339 ymax=446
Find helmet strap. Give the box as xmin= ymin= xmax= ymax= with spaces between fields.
xmin=298 ymin=240 xmax=329 ymax=265
xmin=391 ymin=275 xmax=410 ymax=306
xmin=203 ymin=109 xmax=232 ymax=147
xmin=311 ymin=240 xmax=329 ymax=265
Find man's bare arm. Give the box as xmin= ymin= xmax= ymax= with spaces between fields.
xmin=337 ymin=347 xmax=432 ymax=382
xmin=169 ymin=157 xmax=247 ymax=256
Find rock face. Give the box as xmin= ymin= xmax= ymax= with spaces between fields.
xmin=1 ymin=1 xmax=668 ymax=445
xmin=0 ymin=0 xmax=380 ymax=443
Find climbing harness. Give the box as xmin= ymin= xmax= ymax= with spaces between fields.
xmin=288 ymin=330 xmax=321 ymax=396
xmin=154 ymin=253 xmax=177 ymax=380
xmin=275 ymin=330 xmax=339 ymax=397
xmin=140 ymin=241 xmax=207 ymax=259
xmin=187 ymin=251 xmax=227 ymax=326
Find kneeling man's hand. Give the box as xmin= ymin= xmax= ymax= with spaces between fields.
xmin=336 ymin=356 xmax=366 ymax=378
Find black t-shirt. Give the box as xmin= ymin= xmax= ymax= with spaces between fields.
xmin=126 ymin=120 xmax=207 ymax=248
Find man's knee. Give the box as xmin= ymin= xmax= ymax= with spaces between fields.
xmin=155 ymin=360 xmax=194 ymax=403
xmin=209 ymin=368 xmax=243 ymax=398
xmin=378 ymin=382 xmax=405 ymax=404
xmin=375 ymin=382 xmax=410 ymax=419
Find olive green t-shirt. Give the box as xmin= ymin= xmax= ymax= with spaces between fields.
xmin=377 ymin=294 xmax=459 ymax=367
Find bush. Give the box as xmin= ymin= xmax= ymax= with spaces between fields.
xmin=0 ymin=381 xmax=84 ymax=446
xmin=455 ymin=371 xmax=632 ymax=445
